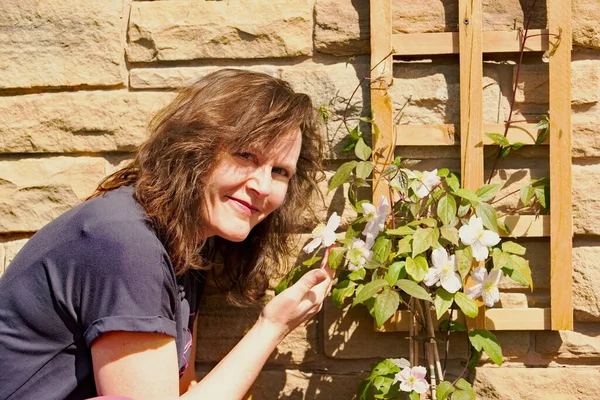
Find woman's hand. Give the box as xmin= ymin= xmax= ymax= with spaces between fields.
xmin=258 ymin=248 xmax=334 ymax=340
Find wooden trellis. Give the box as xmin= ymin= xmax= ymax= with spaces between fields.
xmin=371 ymin=0 xmax=572 ymax=331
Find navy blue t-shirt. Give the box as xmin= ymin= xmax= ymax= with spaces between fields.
xmin=0 ymin=187 xmax=205 ymax=400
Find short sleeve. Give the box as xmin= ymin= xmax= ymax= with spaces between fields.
xmin=70 ymin=218 xmax=179 ymax=347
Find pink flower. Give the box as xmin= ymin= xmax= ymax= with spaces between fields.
xmin=394 ymin=366 xmax=429 ymax=394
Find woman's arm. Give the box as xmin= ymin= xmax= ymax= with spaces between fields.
xmin=92 ymin=265 xmax=333 ymax=400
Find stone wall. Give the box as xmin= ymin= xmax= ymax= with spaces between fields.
xmin=1 ymin=0 xmax=599 ymax=398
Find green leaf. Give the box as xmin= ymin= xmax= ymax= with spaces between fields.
xmin=348 ymin=266 xmax=367 ymax=281
xmin=405 ymin=255 xmax=429 ymax=283
xmin=485 ymin=132 xmax=510 ymax=147
xmin=371 ymin=358 xmax=402 ymax=376
xmin=374 ymin=287 xmax=401 ymax=327
xmin=466 ymin=347 xmax=482 ymax=369
xmin=332 ymin=280 xmax=357 ymax=307
xmin=453 ymin=379 xmax=476 ymax=400
xmin=455 ymin=246 xmax=473 ymax=279
xmin=328 ymin=161 xmax=358 ymax=193
xmin=500 ymin=146 xmax=511 ymax=158
xmin=302 ymin=256 xmax=322 ymax=266
xmin=446 ymin=173 xmax=460 ymax=192
xmin=475 ymin=183 xmax=502 ymax=202
xmin=385 ymin=261 xmax=406 ymax=286
xmin=453 ymin=188 xmax=481 ymax=205
xmin=409 ymin=392 xmax=421 ymax=400
xmin=440 ymin=225 xmax=460 ymax=246
xmin=502 ymin=241 xmax=526 ymax=255
xmin=435 ymin=288 xmax=455 ymax=320
xmin=412 ymin=227 xmax=439 ymax=257
xmin=355 ymin=138 xmax=372 ymax=161
xmin=437 ymin=381 xmax=456 ymax=400
xmin=509 ymin=254 xmax=533 ymax=289
xmin=492 ymin=248 xmax=511 ymax=271
xmin=520 ymin=185 xmax=535 ymax=206
xmin=437 ymin=195 xmax=457 ymax=226
xmin=328 ymin=247 xmax=346 ymax=269
xmin=512 ymin=142 xmax=525 ymax=150
xmin=356 ymin=161 xmax=374 ymax=180
xmin=439 ymin=319 xmax=467 ymax=332
xmin=353 ymin=279 xmax=389 ymax=306
xmin=454 ymin=291 xmax=478 ymax=318
xmin=356 ymin=378 xmax=373 ymax=400
xmin=396 ymin=236 xmax=413 ymax=255
xmin=372 ymin=237 xmax=392 ymax=264
xmin=534 ymin=185 xmax=549 ymax=209
xmin=457 ymin=199 xmax=471 ymax=218
xmin=395 ymin=279 xmax=433 ymax=302
xmin=475 ymin=202 xmax=498 ymax=233
xmin=468 ymin=330 xmax=503 ymax=366
xmin=386 ymin=226 xmax=415 ymax=236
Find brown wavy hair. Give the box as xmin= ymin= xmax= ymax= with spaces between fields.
xmin=91 ymin=69 xmax=324 ymax=306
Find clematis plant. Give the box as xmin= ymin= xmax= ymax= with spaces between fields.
xmin=277 ymin=140 xmax=544 ymax=399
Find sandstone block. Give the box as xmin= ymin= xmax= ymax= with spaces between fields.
xmin=573 ymin=119 xmax=600 ymax=159
xmin=0 ymin=245 xmax=5 ymax=277
xmin=127 ymin=1 xmax=312 ymax=62
xmin=473 ymin=367 xmax=600 ymax=400
xmin=392 ymin=0 xmax=458 ymax=33
xmin=573 ymin=243 xmax=600 ymax=321
xmin=0 ymin=0 xmax=124 ymax=89
xmin=129 ymin=58 xmax=370 ymax=160
xmin=3 ymin=239 xmax=28 ymax=269
xmin=314 ymin=0 xmax=370 ymax=56
xmin=195 ymin=286 xmax=319 ymax=365
xmin=390 ymin=63 xmax=505 ymax=125
xmin=573 ymin=164 xmax=600 ymax=235
xmin=247 ymin=369 xmax=362 ymax=400
xmin=0 ymin=156 xmax=106 ymax=233
xmin=0 ymin=91 xmax=173 ymax=153
xmin=536 ymin=324 xmax=600 ymax=359
xmin=515 ymin=61 xmax=600 ymax=105
xmin=482 ymin=0 xmax=546 ymax=31
xmin=573 ymin=0 xmax=600 ymax=49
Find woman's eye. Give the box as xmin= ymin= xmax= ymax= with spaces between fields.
xmin=235 ymin=152 xmax=257 ymax=163
xmin=272 ymin=167 xmax=289 ymax=177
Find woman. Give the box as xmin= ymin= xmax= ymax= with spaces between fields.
xmin=0 ymin=69 xmax=332 ymax=399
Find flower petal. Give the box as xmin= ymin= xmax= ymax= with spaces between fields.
xmin=440 ymin=272 xmax=462 ymax=293
xmin=424 ymin=267 xmax=442 ymax=287
xmin=412 ymin=379 xmax=430 ymax=394
xmin=471 ymin=241 xmax=489 ymax=261
xmin=469 ymin=215 xmax=484 ymax=233
xmin=431 ymin=247 xmax=448 ymax=268
xmin=465 ymin=283 xmax=483 ymax=299
xmin=302 ymin=237 xmax=322 ymax=254
xmin=480 ymin=230 xmax=501 ymax=247
xmin=377 ymin=195 xmax=390 ymax=214
xmin=321 ymin=230 xmax=337 ymax=247
xmin=470 ymin=266 xmax=487 ymax=284
xmin=415 ymin=183 xmax=429 ymax=198
xmin=411 ymin=366 xmax=427 ymax=380
xmin=482 ymin=286 xmax=500 ymax=307
xmin=459 ymin=225 xmax=477 ymax=246
xmin=326 ymin=212 xmax=341 ymax=231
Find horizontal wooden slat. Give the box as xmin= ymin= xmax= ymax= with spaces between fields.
xmin=376 ymin=308 xmax=551 ymax=332
xmin=499 ymin=215 xmax=549 ymax=237
xmin=392 ymin=29 xmax=549 ymax=56
xmin=395 ymin=123 xmax=545 ymax=146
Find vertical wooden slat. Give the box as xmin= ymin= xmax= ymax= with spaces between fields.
xmin=459 ymin=0 xmax=486 ymax=330
xmin=370 ymin=0 xmax=394 ymax=205
xmin=549 ymin=0 xmax=573 ymax=330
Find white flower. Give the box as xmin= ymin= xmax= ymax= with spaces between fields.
xmin=362 ymin=195 xmax=390 ymax=247
xmin=394 ymin=366 xmax=429 ymax=394
xmin=415 ymin=169 xmax=441 ymax=198
xmin=458 ymin=216 xmax=501 ymax=261
xmin=465 ymin=267 xmax=503 ymax=307
xmin=302 ymin=212 xmax=341 ymax=254
xmin=423 ymin=248 xmax=462 ymax=293
xmin=347 ymin=239 xmax=373 ymax=271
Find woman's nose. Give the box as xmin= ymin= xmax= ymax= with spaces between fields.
xmin=247 ymin=167 xmax=272 ymax=197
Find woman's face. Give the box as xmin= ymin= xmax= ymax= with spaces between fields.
xmin=203 ymin=129 xmax=302 ymax=242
